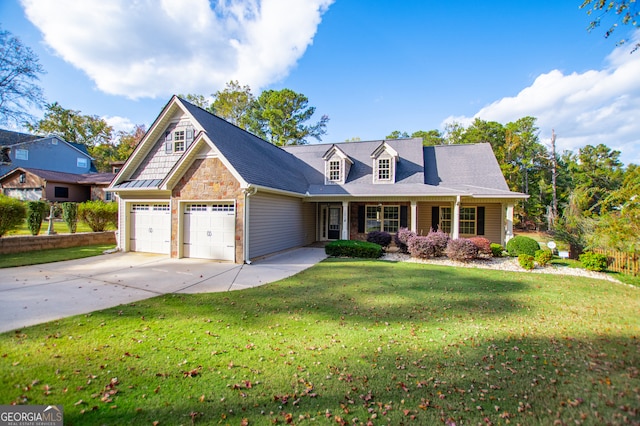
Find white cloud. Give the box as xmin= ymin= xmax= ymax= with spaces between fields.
xmin=104 ymin=115 xmax=136 ymax=134
xmin=442 ymin=31 xmax=640 ymax=166
xmin=21 ymin=0 xmax=333 ymax=99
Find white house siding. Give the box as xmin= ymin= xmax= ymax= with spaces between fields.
xmin=248 ymin=192 xmax=315 ymax=260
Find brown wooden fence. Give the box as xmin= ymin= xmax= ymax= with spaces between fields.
xmin=593 ymin=248 xmax=639 ymax=276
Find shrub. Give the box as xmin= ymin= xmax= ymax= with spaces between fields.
xmin=367 ymin=231 xmax=392 ymax=248
xmin=518 ymin=254 xmax=535 ymax=270
xmin=407 ymin=236 xmax=432 ymax=259
xmin=490 ymin=243 xmax=504 ymax=257
xmin=78 ymin=200 xmax=118 ymax=232
xmin=61 ymin=202 xmax=78 ymax=234
xmin=25 ymin=200 xmax=48 ymax=236
xmin=445 ymin=238 xmax=479 ymax=262
xmin=506 ymin=235 xmax=540 ymax=257
xmin=534 ymin=249 xmax=553 ymax=266
xmin=425 ymin=230 xmax=450 ymax=257
xmin=468 ymin=237 xmax=491 ymax=255
xmin=579 ymin=252 xmax=608 ymax=272
xmin=0 ymin=195 xmax=26 ymax=237
xmin=325 ymin=240 xmax=383 ymax=259
xmin=394 ymin=227 xmax=416 ymax=253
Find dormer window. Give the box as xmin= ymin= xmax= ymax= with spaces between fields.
xmin=323 ymin=144 xmax=353 ymax=185
xmin=377 ymin=158 xmax=391 ymax=181
xmin=371 ymin=142 xmax=398 ymax=184
xmin=328 ymin=160 xmax=341 ymax=182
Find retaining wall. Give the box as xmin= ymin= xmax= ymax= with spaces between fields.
xmin=0 ymin=231 xmax=117 ymax=255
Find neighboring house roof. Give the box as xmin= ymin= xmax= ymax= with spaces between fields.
xmin=0 ymin=167 xmax=115 ymax=185
xmin=0 ymin=129 xmax=42 ymax=146
xmin=111 ymin=96 xmax=526 ymax=200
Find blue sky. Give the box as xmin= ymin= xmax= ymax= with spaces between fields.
xmin=2 ymin=0 xmax=639 ymax=165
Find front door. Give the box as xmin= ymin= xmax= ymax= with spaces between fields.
xmin=320 ymin=205 xmax=342 ymax=241
xmin=328 ymin=207 xmax=341 ymax=240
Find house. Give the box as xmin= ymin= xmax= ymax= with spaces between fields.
xmin=0 ymin=129 xmax=115 ymax=202
xmin=0 ymin=167 xmax=115 ymax=202
xmin=0 ymin=129 xmax=96 ymax=177
xmin=109 ymin=96 xmax=527 ymax=263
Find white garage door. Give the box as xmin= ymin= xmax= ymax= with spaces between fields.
xmin=130 ymin=203 xmax=171 ymax=254
xmin=183 ymin=203 xmax=235 ymax=261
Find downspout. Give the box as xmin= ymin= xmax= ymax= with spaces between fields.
xmin=243 ymin=185 xmax=258 ymax=264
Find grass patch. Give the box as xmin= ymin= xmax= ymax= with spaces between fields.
xmin=5 ymin=220 xmax=112 ymax=236
xmin=0 ymin=244 xmax=115 ymax=268
xmin=1 ymin=259 xmax=638 ymax=425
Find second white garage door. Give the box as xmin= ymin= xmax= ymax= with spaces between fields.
xmin=183 ymin=203 xmax=236 ymax=261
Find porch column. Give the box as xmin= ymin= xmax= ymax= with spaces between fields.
xmin=505 ymin=204 xmax=514 ymax=244
xmin=410 ymin=200 xmax=417 ymax=233
xmin=342 ymin=201 xmax=349 ymax=240
xmin=452 ymin=196 xmax=460 ymax=239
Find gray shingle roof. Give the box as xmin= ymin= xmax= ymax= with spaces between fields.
xmin=180 ymin=99 xmax=311 ymax=194
xmin=113 ymin=97 xmax=524 ymax=199
xmin=0 ymin=129 xmax=41 ymax=146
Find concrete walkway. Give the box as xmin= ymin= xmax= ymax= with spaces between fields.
xmin=0 ymin=247 xmax=327 ymax=333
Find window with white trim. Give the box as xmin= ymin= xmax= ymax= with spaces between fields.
xmin=77 ymin=157 xmax=88 ymax=168
xmin=439 ymin=206 xmax=452 ymax=234
xmin=16 ymin=149 xmax=28 ymax=160
xmin=174 ymin=130 xmax=185 ymax=152
xmin=459 ymin=207 xmax=476 ymax=235
xmin=366 ymin=205 xmax=400 ymax=233
xmin=328 ymin=160 xmax=341 ymax=182
xmin=377 ymin=158 xmax=391 ymax=181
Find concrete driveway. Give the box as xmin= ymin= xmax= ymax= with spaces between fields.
xmin=0 ymin=247 xmax=327 ymax=333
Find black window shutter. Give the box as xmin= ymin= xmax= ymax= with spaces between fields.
xmin=431 ymin=206 xmax=439 ymax=231
xmin=477 ymin=206 xmax=485 ymax=235
xmin=400 ymin=206 xmax=408 ymax=228
xmin=357 ymin=205 xmax=365 ymax=233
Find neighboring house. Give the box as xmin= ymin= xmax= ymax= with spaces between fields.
xmin=109 ymin=96 xmax=527 ymax=263
xmin=0 ymin=129 xmax=95 ymax=177
xmin=0 ymin=168 xmax=115 ymax=202
xmin=0 ymin=129 xmax=112 ymax=202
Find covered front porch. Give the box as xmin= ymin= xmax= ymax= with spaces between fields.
xmin=312 ymin=197 xmax=517 ymax=247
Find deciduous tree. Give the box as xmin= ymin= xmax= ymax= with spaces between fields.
xmin=0 ymin=26 xmax=45 ymax=126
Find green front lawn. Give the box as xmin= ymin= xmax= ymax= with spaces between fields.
xmin=0 ymin=244 xmax=116 ymax=268
xmin=5 ymin=219 xmax=114 ymax=236
xmin=1 ymin=259 xmax=638 ymax=425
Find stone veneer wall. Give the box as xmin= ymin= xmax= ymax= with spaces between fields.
xmin=0 ymin=231 xmax=116 ymax=255
xmin=171 ymin=157 xmax=245 ymax=262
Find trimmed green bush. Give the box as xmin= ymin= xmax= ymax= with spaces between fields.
xmin=25 ymin=200 xmax=48 ymax=236
xmin=0 ymin=195 xmax=26 ymax=237
xmin=61 ymin=202 xmax=78 ymax=233
xmin=445 ymin=238 xmax=479 ymax=262
xmin=78 ymin=200 xmax=118 ymax=232
xmin=518 ymin=254 xmax=535 ymax=270
xmin=506 ymin=235 xmax=540 ymax=257
xmin=325 ymin=240 xmax=383 ymax=259
xmin=490 ymin=243 xmax=504 ymax=257
xmin=579 ymin=252 xmax=608 ymax=272
xmin=534 ymin=249 xmax=553 ymax=267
